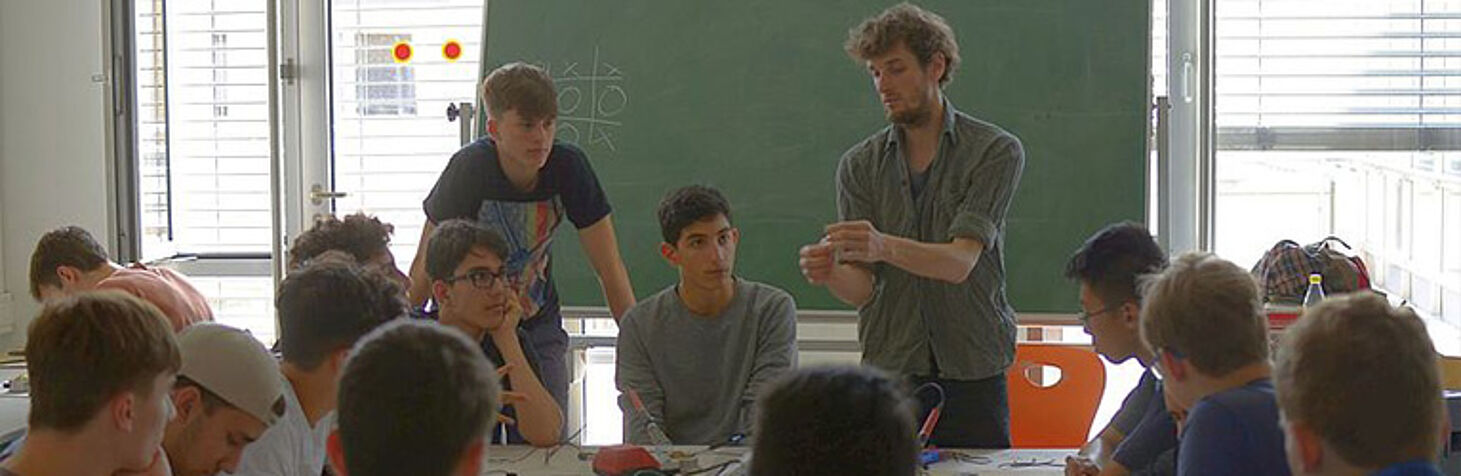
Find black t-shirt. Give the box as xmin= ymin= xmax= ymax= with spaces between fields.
xmin=423 ymin=139 xmax=612 ymax=332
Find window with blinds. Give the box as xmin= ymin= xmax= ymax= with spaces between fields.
xmin=1216 ymin=0 xmax=1461 ymax=148
xmin=329 ymin=0 xmax=485 ymax=272
xmin=133 ymin=0 xmax=277 ymax=340
xmin=1212 ymin=0 xmax=1461 ymax=323
xmin=138 ymin=0 xmax=273 ymax=259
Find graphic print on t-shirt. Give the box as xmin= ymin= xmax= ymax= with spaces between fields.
xmin=476 ymin=197 xmax=564 ymax=321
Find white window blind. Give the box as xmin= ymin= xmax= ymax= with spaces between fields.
xmin=133 ymin=0 xmax=276 ymax=342
xmin=1216 ymin=0 xmax=1461 ymax=149
xmin=329 ymin=0 xmax=485 ymax=271
xmin=139 ymin=0 xmax=273 ymax=259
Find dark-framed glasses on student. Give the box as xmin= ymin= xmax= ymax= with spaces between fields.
xmin=1077 ymin=303 xmax=1125 ymax=326
xmin=445 ymin=268 xmax=516 ymax=290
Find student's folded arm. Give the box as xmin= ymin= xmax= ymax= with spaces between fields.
xmin=740 ymin=293 xmax=799 ymax=424
xmin=493 ymin=332 xmax=564 ymax=447
xmin=614 ymin=312 xmax=665 ymax=444
xmin=405 ymin=220 xmax=437 ymax=307
xmin=578 ymin=215 xmax=636 ymax=320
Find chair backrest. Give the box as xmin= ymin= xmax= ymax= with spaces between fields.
xmin=1007 ymin=343 xmax=1106 ymax=448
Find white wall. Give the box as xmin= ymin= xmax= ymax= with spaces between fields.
xmin=0 ymin=0 xmax=112 ymax=350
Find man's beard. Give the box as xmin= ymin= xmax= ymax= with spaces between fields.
xmin=886 ymin=96 xmax=934 ymax=127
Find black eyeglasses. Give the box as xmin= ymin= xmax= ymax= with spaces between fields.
xmin=1077 ymin=303 xmax=1126 ymax=326
xmin=444 ymin=268 xmax=516 ymax=290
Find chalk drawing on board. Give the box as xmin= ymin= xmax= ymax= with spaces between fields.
xmin=548 ymin=46 xmax=626 ymax=155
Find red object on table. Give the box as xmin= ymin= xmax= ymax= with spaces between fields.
xmin=592 ymin=445 xmax=661 ymax=476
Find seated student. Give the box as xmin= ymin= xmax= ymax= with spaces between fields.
xmin=28 ymin=225 xmax=212 ymax=331
xmin=157 ymin=323 xmax=288 ymax=476
xmin=616 ymin=185 xmax=798 ymax=445
xmin=286 ymin=212 xmax=410 ymax=290
xmin=750 ymin=366 xmax=918 ymax=476
xmin=423 ymin=219 xmax=563 ymax=446
xmin=1140 ymin=252 xmax=1290 ymax=476
xmin=327 ymin=320 xmax=501 ymax=476
xmin=1275 ymin=293 xmax=1446 ymax=476
xmin=2 ymin=292 xmax=180 ymax=476
xmin=1063 ymin=223 xmax=1176 ymax=476
xmin=234 ymin=254 xmax=407 ymax=475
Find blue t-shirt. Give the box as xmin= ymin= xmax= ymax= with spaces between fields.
xmin=1177 ymin=378 xmax=1290 ymax=476
xmin=423 ymin=138 xmax=612 ymax=342
xmin=1111 ymin=369 xmax=1178 ymax=475
xmin=1372 ymin=461 xmax=1443 ymax=476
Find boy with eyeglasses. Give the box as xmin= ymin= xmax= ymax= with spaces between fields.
xmin=423 ymin=219 xmax=563 ymax=447
xmin=1063 ymin=223 xmax=1176 ymax=476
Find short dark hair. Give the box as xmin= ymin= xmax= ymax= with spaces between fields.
xmin=845 ymin=3 xmax=961 ymax=86
xmin=27 ymin=291 xmax=181 ymax=432
xmin=28 ymin=226 xmax=111 ymax=299
xmin=425 ymin=219 xmax=510 ymax=282
xmin=751 ymin=366 xmax=918 ymax=476
xmin=337 ymin=320 xmax=499 ymax=476
xmin=276 ymin=254 xmax=407 ymax=370
xmin=481 ymin=62 xmax=557 ymax=123
xmin=1065 ymin=222 xmax=1167 ymax=304
xmin=287 ymin=213 xmax=396 ymax=270
xmin=656 ymin=185 xmax=733 ymax=244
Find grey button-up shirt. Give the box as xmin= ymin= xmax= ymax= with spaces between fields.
xmin=835 ymin=98 xmax=1025 ymax=381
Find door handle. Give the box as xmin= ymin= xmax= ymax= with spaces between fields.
xmin=310 ymin=183 xmax=347 ymax=205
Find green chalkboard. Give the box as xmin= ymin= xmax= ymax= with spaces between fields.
xmin=483 ymin=0 xmax=1150 ymax=312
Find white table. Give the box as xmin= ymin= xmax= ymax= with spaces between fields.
xmin=0 ymin=366 xmax=28 ymax=437
xmin=486 ymin=445 xmax=1073 ymax=475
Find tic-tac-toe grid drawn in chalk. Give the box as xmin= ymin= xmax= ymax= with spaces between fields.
xmin=547 ymin=46 xmax=626 ymax=155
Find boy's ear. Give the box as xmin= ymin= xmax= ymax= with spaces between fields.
xmin=660 ymin=243 xmax=680 ymax=267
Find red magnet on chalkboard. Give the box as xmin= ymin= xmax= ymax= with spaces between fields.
xmin=392 ymin=41 xmax=413 ymax=63
xmin=442 ymin=39 xmax=463 ymax=62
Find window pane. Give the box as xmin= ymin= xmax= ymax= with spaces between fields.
xmin=329 ymin=0 xmax=484 ymax=272
xmin=189 ymin=275 xmax=276 ymax=346
xmin=1214 ymin=0 xmax=1461 ymax=318
xmin=137 ymin=0 xmax=273 ymax=260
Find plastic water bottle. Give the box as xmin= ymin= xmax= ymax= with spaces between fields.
xmin=1302 ymin=273 xmax=1325 ymax=309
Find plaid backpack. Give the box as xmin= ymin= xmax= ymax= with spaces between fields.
xmin=1250 ymin=237 xmax=1372 ymax=304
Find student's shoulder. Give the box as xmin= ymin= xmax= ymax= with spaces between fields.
xmin=1189 ymin=383 xmax=1277 ymax=431
xmin=621 ymin=286 xmax=680 ymax=327
xmin=546 ymin=141 xmax=592 ymax=169
xmin=444 ymin=138 xmax=499 ymax=169
xmin=740 ymin=279 xmax=796 ymax=307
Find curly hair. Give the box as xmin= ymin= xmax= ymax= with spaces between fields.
xmin=288 ymin=213 xmax=395 ymax=270
xmin=845 ymin=3 xmax=961 ymax=86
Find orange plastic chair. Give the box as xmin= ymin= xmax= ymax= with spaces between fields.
xmin=1007 ymin=343 xmax=1107 ymax=448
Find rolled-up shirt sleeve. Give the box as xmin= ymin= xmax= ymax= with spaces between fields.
xmin=948 ymin=135 xmax=1024 ymax=245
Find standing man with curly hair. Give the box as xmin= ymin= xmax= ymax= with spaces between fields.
xmin=798 ymin=3 xmax=1025 ymax=448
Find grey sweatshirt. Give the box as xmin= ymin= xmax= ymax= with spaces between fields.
xmin=615 ymin=278 xmax=798 ymax=445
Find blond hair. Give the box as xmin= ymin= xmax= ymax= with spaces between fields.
xmin=1139 ymin=252 xmax=1268 ymax=375
xmin=1274 ymin=293 xmax=1441 ymax=467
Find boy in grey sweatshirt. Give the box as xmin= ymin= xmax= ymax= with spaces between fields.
xmin=615 ymin=185 xmax=798 ymax=445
